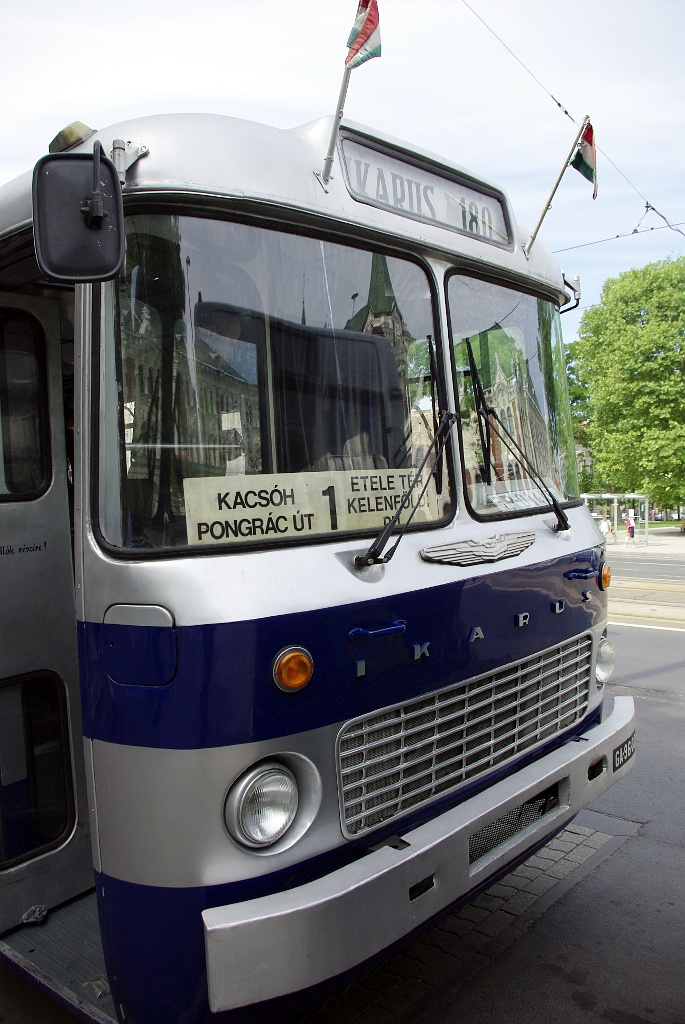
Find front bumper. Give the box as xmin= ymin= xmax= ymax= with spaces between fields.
xmin=203 ymin=696 xmax=635 ymax=1012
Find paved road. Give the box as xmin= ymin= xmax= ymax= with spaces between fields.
xmin=291 ymin=622 xmax=685 ymax=1024
xmin=605 ymin=535 xmax=685 ymax=628
xmin=1 ymin=607 xmax=683 ymax=1024
xmin=611 ymin=554 xmax=685 ymax=583
xmin=609 ymin=550 xmax=685 ymax=584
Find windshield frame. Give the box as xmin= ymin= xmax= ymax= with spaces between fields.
xmin=91 ymin=204 xmax=457 ymax=560
xmin=445 ymin=267 xmax=581 ymax=526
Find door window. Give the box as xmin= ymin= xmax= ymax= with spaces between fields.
xmin=0 ymin=314 xmax=50 ymax=499
xmin=0 ymin=674 xmax=73 ymax=869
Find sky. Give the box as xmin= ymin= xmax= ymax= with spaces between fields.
xmin=2 ymin=0 xmax=684 ymax=343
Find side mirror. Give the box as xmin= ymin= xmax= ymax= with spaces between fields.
xmin=32 ymin=142 xmax=124 ymax=282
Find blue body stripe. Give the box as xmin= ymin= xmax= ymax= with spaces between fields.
xmin=79 ymin=551 xmax=604 ymax=749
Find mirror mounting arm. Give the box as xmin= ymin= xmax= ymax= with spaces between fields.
xmin=111 ymin=138 xmax=149 ymax=184
xmin=80 ymin=141 xmax=107 ymax=229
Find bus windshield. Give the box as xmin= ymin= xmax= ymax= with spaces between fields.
xmin=99 ymin=215 xmax=452 ymax=551
xmin=447 ymin=274 xmax=578 ymax=518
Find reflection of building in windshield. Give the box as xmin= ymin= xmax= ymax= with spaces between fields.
xmin=459 ymin=328 xmax=561 ymax=509
xmin=194 ymin=303 xmax=262 ymax=476
xmin=120 ymin=296 xmax=264 ymax=528
xmin=489 ymin=352 xmax=558 ymax=489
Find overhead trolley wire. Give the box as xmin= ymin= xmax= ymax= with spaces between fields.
xmin=459 ymin=0 xmax=685 ymax=242
xmin=554 ymin=220 xmax=685 ymax=255
xmin=459 ymin=0 xmax=576 ymax=126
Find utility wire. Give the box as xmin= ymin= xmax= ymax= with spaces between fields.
xmin=459 ymin=0 xmax=575 ymax=124
xmin=554 ymin=220 xmax=685 ymax=254
xmin=460 ymin=0 xmax=685 ymax=240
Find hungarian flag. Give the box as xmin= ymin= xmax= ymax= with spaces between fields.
xmin=571 ymin=121 xmax=597 ymax=199
xmin=346 ymin=0 xmax=381 ymax=69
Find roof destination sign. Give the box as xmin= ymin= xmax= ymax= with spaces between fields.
xmin=341 ymin=136 xmax=510 ymax=246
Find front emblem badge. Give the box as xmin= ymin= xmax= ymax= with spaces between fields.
xmin=469 ymin=626 xmax=485 ymax=643
xmin=420 ymin=531 xmax=535 ymax=566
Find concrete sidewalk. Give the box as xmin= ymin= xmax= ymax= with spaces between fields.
xmin=602 ymin=526 xmax=685 ymax=556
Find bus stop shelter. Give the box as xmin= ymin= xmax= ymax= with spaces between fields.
xmin=580 ymin=493 xmax=650 ymax=545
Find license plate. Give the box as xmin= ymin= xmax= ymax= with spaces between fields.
xmin=612 ymin=731 xmax=635 ymax=772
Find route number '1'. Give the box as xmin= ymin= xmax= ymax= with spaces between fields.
xmin=321 ymin=485 xmax=338 ymax=530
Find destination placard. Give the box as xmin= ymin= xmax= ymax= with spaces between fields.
xmin=341 ymin=137 xmax=510 ymax=246
xmin=183 ymin=468 xmax=439 ymax=546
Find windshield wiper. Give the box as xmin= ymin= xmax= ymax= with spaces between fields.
xmin=464 ymin=339 xmax=570 ymax=533
xmin=465 ymin=337 xmax=492 ymax=485
xmin=354 ymin=409 xmax=457 ymax=568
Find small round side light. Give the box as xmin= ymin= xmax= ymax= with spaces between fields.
xmin=599 ymin=562 xmax=611 ymax=590
xmin=273 ymin=647 xmax=313 ymax=692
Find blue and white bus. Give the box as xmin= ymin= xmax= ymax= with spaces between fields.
xmin=0 ymin=110 xmax=634 ymax=1024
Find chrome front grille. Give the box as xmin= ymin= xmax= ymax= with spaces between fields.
xmin=337 ymin=634 xmax=592 ymax=838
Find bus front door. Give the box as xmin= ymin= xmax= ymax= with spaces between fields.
xmin=0 ymin=294 xmax=92 ymax=934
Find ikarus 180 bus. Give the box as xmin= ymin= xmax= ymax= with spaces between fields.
xmin=0 ymin=110 xmax=634 ymax=1024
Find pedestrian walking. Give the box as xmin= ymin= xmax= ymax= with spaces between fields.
xmin=599 ymin=515 xmax=612 ymax=540
xmin=624 ymin=512 xmax=636 ymax=546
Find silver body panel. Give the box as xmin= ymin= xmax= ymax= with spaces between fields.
xmin=203 ymin=696 xmax=635 ymax=1012
xmin=78 ymin=505 xmax=596 ymax=630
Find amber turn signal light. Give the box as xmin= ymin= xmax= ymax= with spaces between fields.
xmin=272 ymin=647 xmax=314 ymax=692
xmin=600 ymin=563 xmax=611 ymax=590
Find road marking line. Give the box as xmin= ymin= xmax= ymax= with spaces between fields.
xmin=608 ymin=621 xmax=685 ymax=633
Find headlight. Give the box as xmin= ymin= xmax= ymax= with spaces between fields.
xmin=596 ymin=637 xmax=615 ymax=687
xmin=225 ymin=763 xmax=299 ymax=848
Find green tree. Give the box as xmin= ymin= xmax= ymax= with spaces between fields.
xmin=574 ymin=257 xmax=685 ymax=506
xmin=565 ymin=340 xmax=594 ymax=490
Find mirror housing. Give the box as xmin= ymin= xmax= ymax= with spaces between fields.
xmin=32 ymin=144 xmax=124 ymax=282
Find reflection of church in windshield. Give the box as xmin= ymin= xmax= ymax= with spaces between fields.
xmin=345 ymin=252 xmax=412 ymax=393
xmin=461 ymin=333 xmax=561 ymax=510
xmin=344 ymin=253 xmax=433 ymax=464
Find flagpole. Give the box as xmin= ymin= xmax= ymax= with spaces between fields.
xmin=525 ymin=115 xmax=589 ymax=256
xmin=319 ymin=67 xmax=352 ymax=187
